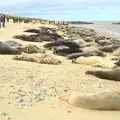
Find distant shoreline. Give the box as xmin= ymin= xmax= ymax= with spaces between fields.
xmin=71 ymin=22 xmax=120 ymax=38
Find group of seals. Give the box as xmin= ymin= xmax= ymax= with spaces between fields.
xmin=43 ymin=40 xmax=83 ymax=56
xmin=13 ymin=53 xmax=61 ymax=65
xmin=0 ymin=40 xmax=46 ymax=55
xmin=13 ymin=27 xmax=63 ymax=42
xmin=43 ymin=40 xmax=81 ymax=50
xmin=68 ymin=90 xmax=120 ymax=110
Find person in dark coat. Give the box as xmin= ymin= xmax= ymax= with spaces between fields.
xmin=1 ymin=15 xmax=6 ymax=27
xmin=0 ymin=15 xmax=2 ymax=28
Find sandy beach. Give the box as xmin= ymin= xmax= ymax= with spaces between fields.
xmin=0 ymin=22 xmax=120 ymax=120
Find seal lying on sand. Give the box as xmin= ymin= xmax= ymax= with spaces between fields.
xmin=24 ymin=29 xmax=40 ymax=33
xmin=57 ymin=40 xmax=80 ymax=48
xmin=112 ymin=48 xmax=120 ymax=56
xmin=72 ymin=56 xmax=116 ymax=69
xmin=95 ymin=39 xmax=111 ymax=46
xmin=68 ymin=90 xmax=120 ymax=110
xmin=114 ymin=58 xmax=120 ymax=66
xmin=100 ymin=45 xmax=119 ymax=53
xmin=72 ymin=56 xmax=103 ymax=66
xmin=83 ymin=37 xmax=94 ymax=42
xmin=21 ymin=44 xmax=45 ymax=54
xmin=13 ymin=53 xmax=61 ymax=65
xmin=53 ymin=48 xmax=82 ymax=56
xmin=13 ymin=34 xmax=38 ymax=41
xmin=86 ymin=67 xmax=120 ymax=81
xmin=73 ymin=39 xmax=85 ymax=45
xmin=67 ymin=50 xmax=105 ymax=59
xmin=43 ymin=42 xmax=63 ymax=50
xmin=2 ymin=40 xmax=22 ymax=48
xmin=13 ymin=34 xmax=60 ymax=42
xmin=0 ymin=41 xmax=21 ymax=54
xmin=43 ymin=40 xmax=81 ymax=50
xmin=94 ymin=35 xmax=106 ymax=41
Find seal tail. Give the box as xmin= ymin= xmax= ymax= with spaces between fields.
xmin=85 ymin=71 xmax=94 ymax=75
xmin=86 ymin=70 xmax=109 ymax=80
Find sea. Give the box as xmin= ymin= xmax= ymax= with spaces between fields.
xmin=72 ymin=21 xmax=120 ymax=37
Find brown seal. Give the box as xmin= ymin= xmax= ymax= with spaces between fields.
xmin=86 ymin=67 xmax=120 ymax=81
xmin=67 ymin=50 xmax=105 ymax=59
xmin=13 ymin=53 xmax=61 ymax=65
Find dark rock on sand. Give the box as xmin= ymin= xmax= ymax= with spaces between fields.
xmin=86 ymin=67 xmax=120 ymax=81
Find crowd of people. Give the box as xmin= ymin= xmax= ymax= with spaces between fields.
xmin=0 ymin=14 xmax=36 ymax=28
xmin=0 ymin=14 xmax=69 ymax=28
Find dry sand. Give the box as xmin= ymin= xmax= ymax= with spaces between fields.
xmin=0 ymin=22 xmax=120 ymax=120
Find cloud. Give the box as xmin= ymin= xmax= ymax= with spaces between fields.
xmin=0 ymin=0 xmax=120 ymax=21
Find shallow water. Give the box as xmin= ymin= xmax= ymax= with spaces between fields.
xmin=72 ymin=22 xmax=120 ymax=37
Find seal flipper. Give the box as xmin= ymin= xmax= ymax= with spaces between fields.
xmin=86 ymin=71 xmax=109 ymax=80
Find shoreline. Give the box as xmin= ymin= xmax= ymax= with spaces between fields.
xmin=71 ymin=22 xmax=120 ymax=39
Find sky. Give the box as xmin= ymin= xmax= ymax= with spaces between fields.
xmin=0 ymin=0 xmax=120 ymax=21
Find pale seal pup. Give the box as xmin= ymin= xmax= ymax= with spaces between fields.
xmin=68 ymin=90 xmax=120 ymax=110
xmin=72 ymin=56 xmax=103 ymax=66
xmin=13 ymin=53 xmax=61 ymax=65
xmin=72 ymin=56 xmax=116 ymax=69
